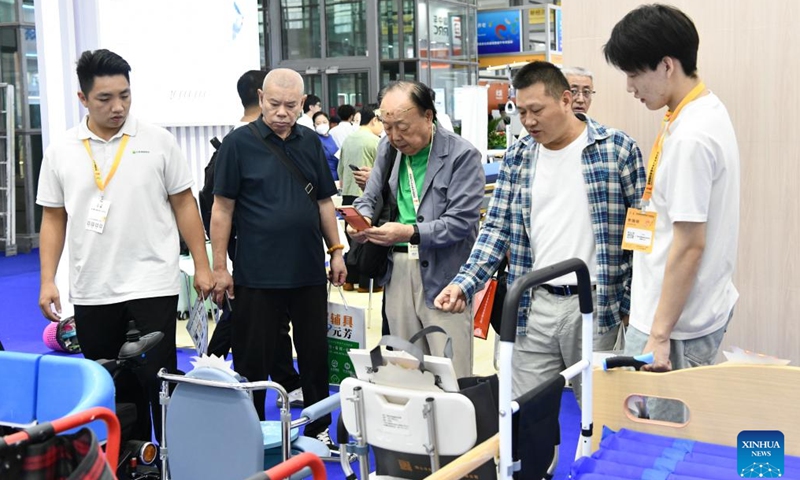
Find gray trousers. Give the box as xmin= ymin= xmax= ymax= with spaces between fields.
xmin=512 ymin=288 xmax=602 ymax=403
xmin=384 ymin=252 xmax=474 ymax=378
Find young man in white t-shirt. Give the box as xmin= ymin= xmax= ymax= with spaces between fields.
xmin=605 ymin=5 xmax=740 ymax=420
xmin=296 ymin=94 xmax=321 ymax=130
xmin=37 ymin=49 xmax=214 ymax=441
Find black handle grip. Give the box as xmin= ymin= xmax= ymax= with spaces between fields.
xmin=602 ymin=352 xmax=655 ymax=371
xmin=499 ymin=258 xmax=591 ymax=343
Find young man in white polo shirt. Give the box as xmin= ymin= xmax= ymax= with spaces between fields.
xmin=37 ymin=49 xmax=214 ymax=441
xmin=604 ymin=5 xmax=740 ymax=422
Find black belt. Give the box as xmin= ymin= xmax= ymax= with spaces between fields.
xmin=539 ymin=284 xmax=595 ymax=296
xmin=393 ymin=245 xmax=409 ymax=253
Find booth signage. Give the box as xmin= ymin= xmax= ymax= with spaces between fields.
xmin=477 ymin=10 xmax=522 ymax=55
xmin=327 ymin=302 xmax=366 ymax=385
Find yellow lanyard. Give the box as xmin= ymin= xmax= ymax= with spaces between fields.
xmin=82 ymin=135 xmax=129 ymax=193
xmin=642 ymin=82 xmax=706 ymax=204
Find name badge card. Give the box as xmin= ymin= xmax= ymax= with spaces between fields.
xmin=621 ymin=208 xmax=657 ymax=253
xmin=408 ymin=243 xmax=420 ymax=260
xmin=85 ymin=197 xmax=111 ymax=234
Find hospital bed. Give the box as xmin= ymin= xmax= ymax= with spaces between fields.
xmin=429 ymin=369 xmax=800 ymax=479
xmin=574 ymin=362 xmax=800 ymax=478
xmin=593 ymin=363 xmax=800 ymax=456
xmin=362 ymin=355 xmax=800 ymax=479
xmin=423 ymin=254 xmax=800 ymax=479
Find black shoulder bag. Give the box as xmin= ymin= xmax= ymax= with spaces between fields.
xmin=247 ymin=122 xmax=316 ymax=205
xmin=356 ymin=147 xmax=400 ymax=279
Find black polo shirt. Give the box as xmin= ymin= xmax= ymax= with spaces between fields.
xmin=213 ymin=118 xmax=337 ymax=288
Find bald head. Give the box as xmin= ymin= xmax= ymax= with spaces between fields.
xmin=263 ymin=68 xmax=304 ymax=93
xmin=259 ymin=68 xmax=306 ymax=139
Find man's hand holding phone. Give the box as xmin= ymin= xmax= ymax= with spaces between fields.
xmin=352 ymin=166 xmax=372 ymax=190
xmin=337 ymin=206 xmax=371 ymax=232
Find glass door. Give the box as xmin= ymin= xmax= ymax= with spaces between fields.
xmin=326 ymin=71 xmax=370 ymax=114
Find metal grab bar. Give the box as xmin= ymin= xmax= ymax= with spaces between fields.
xmin=497 ymin=258 xmax=594 ymax=479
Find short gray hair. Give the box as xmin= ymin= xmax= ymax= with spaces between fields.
xmin=560 ymin=66 xmax=593 ymax=80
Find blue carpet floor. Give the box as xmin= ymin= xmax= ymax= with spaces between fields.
xmin=1 ymin=251 xmax=581 ymax=479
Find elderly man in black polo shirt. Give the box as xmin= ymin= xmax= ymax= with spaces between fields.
xmin=210 ymin=68 xmax=346 ymax=449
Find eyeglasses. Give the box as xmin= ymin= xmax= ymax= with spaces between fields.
xmin=570 ymin=88 xmax=596 ymax=99
xmin=376 ymin=106 xmax=414 ymax=124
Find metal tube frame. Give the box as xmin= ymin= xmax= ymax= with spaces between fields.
xmin=157 ymin=368 xmax=291 ymax=480
xmin=346 ymin=385 xmax=371 ymax=480
xmin=497 ymin=258 xmax=594 ymax=479
xmin=423 ymin=396 xmax=440 ymax=472
xmin=0 ymin=84 xmax=15 ymax=256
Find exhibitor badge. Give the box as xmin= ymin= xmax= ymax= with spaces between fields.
xmin=737 ymin=430 xmax=784 ymax=478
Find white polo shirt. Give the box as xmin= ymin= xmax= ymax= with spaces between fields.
xmin=37 ymin=115 xmax=193 ymax=305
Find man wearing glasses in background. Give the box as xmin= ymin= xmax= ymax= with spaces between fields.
xmin=562 ymin=66 xmax=596 ymax=115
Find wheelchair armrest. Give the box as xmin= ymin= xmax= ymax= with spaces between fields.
xmin=294 ymin=393 xmax=340 ymax=426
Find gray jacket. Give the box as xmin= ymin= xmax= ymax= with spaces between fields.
xmin=354 ymin=127 xmax=485 ymax=308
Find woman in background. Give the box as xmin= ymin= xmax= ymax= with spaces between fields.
xmin=313 ymin=111 xmax=339 ymax=182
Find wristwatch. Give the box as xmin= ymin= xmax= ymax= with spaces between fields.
xmin=409 ymin=224 xmax=421 ymax=245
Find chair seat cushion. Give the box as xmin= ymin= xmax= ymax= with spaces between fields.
xmin=260 ymin=420 xmax=299 ymax=449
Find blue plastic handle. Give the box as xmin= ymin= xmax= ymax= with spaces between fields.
xmin=602 ymin=352 xmax=655 ymax=371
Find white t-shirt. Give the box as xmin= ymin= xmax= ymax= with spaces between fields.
xmin=37 ymin=115 xmax=194 ymax=305
xmin=530 ymin=126 xmax=597 ymax=285
xmin=296 ymin=114 xmax=314 ymax=129
xmin=629 ymin=93 xmax=740 ymax=340
xmin=329 ymin=121 xmax=357 ymax=148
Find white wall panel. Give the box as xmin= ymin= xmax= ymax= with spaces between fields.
xmin=166 ymin=125 xmax=236 ymax=194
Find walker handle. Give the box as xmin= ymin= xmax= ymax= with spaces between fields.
xmin=603 ymin=352 xmax=655 ymax=371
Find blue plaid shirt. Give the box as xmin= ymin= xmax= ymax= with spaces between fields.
xmin=451 ymin=116 xmax=644 ymax=336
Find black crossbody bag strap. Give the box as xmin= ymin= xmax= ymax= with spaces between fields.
xmin=376 ymin=146 xmax=400 ymax=224
xmin=247 ymin=122 xmax=315 ymax=204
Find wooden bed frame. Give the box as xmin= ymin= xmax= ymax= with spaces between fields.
xmin=592 ymin=363 xmax=800 ymax=456
xmin=427 ymin=363 xmax=800 ymax=479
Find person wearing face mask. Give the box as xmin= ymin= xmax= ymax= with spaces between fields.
xmin=313 ymin=111 xmax=339 ymax=181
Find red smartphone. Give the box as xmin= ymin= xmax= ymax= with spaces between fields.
xmin=336 ymin=206 xmax=371 ymax=231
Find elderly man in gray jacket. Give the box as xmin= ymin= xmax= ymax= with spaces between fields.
xmin=351 ymin=81 xmax=484 ymax=377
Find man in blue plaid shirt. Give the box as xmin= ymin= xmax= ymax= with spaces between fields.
xmin=435 ymin=61 xmax=644 ymax=400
